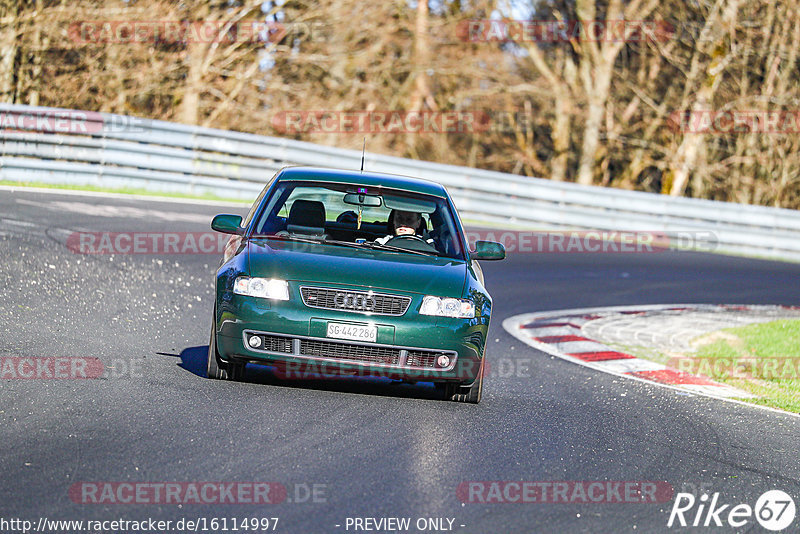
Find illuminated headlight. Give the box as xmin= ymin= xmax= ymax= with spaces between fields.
xmin=233 ymin=277 xmax=289 ymax=301
xmin=420 ymin=296 xmax=475 ymax=318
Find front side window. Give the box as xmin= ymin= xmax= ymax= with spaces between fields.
xmin=252 ymin=180 xmax=465 ymax=260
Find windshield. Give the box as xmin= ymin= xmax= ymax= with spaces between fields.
xmin=251 ymin=180 xmax=466 ymax=260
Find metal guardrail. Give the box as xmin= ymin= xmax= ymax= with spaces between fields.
xmin=2 ymin=103 xmax=799 ymax=261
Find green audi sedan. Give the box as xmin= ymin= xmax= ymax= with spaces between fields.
xmin=207 ymin=166 xmax=505 ymax=403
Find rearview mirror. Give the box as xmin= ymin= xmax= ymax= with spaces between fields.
xmin=470 ymin=240 xmax=505 ymax=260
xmin=343 ymin=192 xmax=382 ymax=207
xmin=211 ymin=214 xmax=243 ymax=235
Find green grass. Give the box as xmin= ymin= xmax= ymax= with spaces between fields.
xmin=685 ymin=320 xmax=800 ymax=413
xmin=614 ymin=319 xmax=800 ymax=413
xmin=0 ymin=180 xmax=251 ymax=204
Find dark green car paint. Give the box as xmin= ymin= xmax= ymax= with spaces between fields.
xmin=211 ymin=167 xmax=504 ymax=385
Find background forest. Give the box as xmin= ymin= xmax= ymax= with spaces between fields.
xmin=1 ymin=0 xmax=799 ymax=208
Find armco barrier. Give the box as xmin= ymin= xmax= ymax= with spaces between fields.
xmin=2 ymin=103 xmax=800 ymax=261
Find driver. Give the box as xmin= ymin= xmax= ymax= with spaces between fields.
xmin=375 ymin=210 xmax=434 ymax=245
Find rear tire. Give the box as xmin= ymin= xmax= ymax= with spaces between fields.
xmin=207 ymin=322 xmax=246 ymax=381
xmin=439 ymin=356 xmax=484 ymax=404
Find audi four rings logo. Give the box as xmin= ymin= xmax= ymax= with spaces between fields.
xmin=334 ymin=292 xmax=376 ymax=311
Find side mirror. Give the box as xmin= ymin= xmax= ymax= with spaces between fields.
xmin=211 ymin=214 xmax=244 ymax=235
xmin=470 ymin=240 xmax=505 ymax=260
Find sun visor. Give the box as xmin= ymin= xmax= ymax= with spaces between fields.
xmin=383 ymin=195 xmax=436 ymax=213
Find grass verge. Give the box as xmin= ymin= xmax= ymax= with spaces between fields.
xmin=0 ymin=180 xmax=251 ymax=204
xmin=611 ymin=320 xmax=800 ymax=413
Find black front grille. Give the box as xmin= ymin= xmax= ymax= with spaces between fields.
xmin=244 ymin=330 xmax=456 ymax=370
xmin=299 ymin=339 xmax=401 ymax=365
xmin=246 ymin=334 xmax=293 ymax=353
xmin=300 ymin=287 xmax=411 ymax=316
xmin=261 ymin=335 xmax=293 ymax=353
xmin=406 ymin=350 xmax=445 ymax=368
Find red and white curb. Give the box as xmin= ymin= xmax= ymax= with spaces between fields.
xmin=503 ymin=304 xmax=800 ymax=401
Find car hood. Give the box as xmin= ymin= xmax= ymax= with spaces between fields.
xmin=247 ymin=238 xmax=467 ymax=296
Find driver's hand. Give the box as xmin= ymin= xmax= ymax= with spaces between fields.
xmin=395 ymin=226 xmax=416 ymax=236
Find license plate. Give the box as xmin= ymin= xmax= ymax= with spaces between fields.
xmin=326 ymin=322 xmax=377 ymax=343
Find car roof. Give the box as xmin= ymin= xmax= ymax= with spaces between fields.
xmin=275 ymin=166 xmax=449 ymax=198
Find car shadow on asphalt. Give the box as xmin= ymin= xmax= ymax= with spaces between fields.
xmin=170 ymin=345 xmax=445 ymax=402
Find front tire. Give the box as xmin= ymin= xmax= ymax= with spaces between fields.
xmin=207 ymin=322 xmax=245 ymax=381
xmin=439 ymin=356 xmax=484 ymax=404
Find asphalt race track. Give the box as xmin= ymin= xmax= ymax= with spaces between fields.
xmin=1 ymin=188 xmax=799 ymax=533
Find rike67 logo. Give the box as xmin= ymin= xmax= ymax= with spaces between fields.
xmin=668 ymin=490 xmax=796 ymax=531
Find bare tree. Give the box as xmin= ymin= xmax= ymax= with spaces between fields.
xmin=4 ymin=0 xmax=799 ymax=208
xmin=668 ymin=0 xmax=740 ymax=196
xmin=0 ymin=0 xmax=21 ymax=102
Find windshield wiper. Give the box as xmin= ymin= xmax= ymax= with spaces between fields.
xmin=257 ymin=234 xmax=325 ymax=245
xmin=321 ymin=239 xmax=371 ymax=250
xmin=256 ymin=235 xmax=440 ymax=256
xmin=258 ymin=235 xmax=370 ymax=251
xmin=366 ymin=242 xmax=441 ymax=257
xmin=327 ymin=239 xmax=441 ymax=256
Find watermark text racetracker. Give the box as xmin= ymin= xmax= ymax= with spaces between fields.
xmin=0 ymin=357 xmax=104 ymax=379
xmin=69 ymin=20 xmax=288 ymax=44
xmin=465 ymin=230 xmax=718 ymax=254
xmin=66 ymin=230 xmax=719 ymax=255
xmin=669 ymin=110 xmax=800 ymax=135
xmin=0 ymin=357 xmax=172 ymax=381
xmin=68 ymin=19 xmax=336 ymax=45
xmin=67 ymin=232 xmax=231 ymax=255
xmin=272 ymin=110 xmax=490 ymax=134
xmin=0 ymin=110 xmax=146 ymax=134
xmin=69 ymin=482 xmax=327 ymax=505
xmin=457 ymin=19 xmax=673 ymax=43
xmin=669 ymin=356 xmax=800 ymax=380
xmin=457 ymin=481 xmax=674 ymax=503
xmin=269 ymin=355 xmax=533 ymax=382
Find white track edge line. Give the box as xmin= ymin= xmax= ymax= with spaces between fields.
xmin=0 ymin=185 xmax=252 ymax=207
xmin=502 ymin=306 xmax=800 ymax=420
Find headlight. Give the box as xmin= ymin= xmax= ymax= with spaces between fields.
xmin=233 ymin=277 xmax=289 ymax=301
xmin=420 ymin=296 xmax=475 ymax=318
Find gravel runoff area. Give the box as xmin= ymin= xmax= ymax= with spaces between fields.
xmin=582 ymin=305 xmax=800 ymax=355
xmin=505 ymin=304 xmax=800 ymax=407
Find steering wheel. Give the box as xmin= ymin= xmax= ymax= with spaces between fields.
xmin=385 ymin=234 xmax=439 ymax=253
xmin=386 ymin=234 xmax=428 ymax=244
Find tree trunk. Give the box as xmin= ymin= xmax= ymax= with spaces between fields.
xmin=670 ymin=0 xmax=739 ymax=196
xmin=551 ymin=90 xmax=571 ymax=182
xmin=576 ymin=63 xmax=613 ymax=185
xmin=408 ymin=0 xmax=433 ymax=112
xmin=180 ymin=3 xmax=212 ymax=125
xmin=0 ymin=0 xmax=20 ymax=102
xmin=574 ymin=0 xmax=658 ymax=185
xmin=181 ymin=39 xmax=205 ymax=125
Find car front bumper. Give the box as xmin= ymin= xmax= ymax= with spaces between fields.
xmin=215 ymin=292 xmax=487 ymax=384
